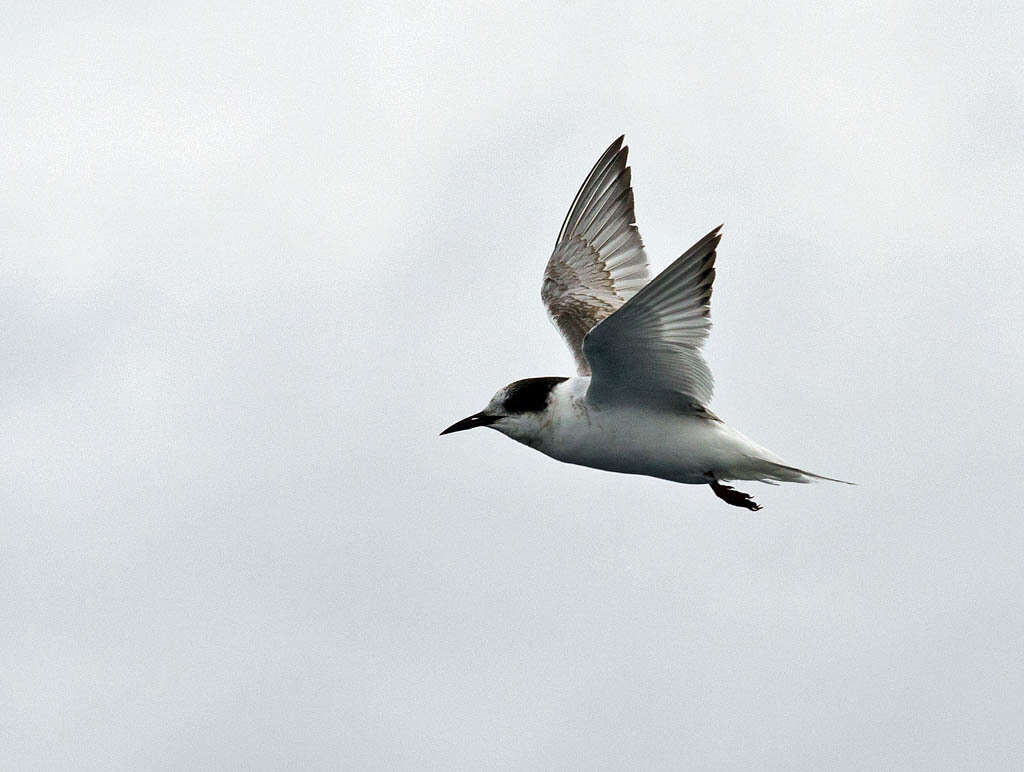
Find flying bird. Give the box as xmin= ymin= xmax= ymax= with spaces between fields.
xmin=442 ymin=137 xmax=848 ymax=509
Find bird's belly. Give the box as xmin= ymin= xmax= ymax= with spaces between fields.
xmin=540 ymin=409 xmax=726 ymax=485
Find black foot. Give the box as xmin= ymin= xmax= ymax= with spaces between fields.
xmin=708 ymin=478 xmax=762 ymax=511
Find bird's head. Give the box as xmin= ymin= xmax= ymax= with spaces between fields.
xmin=440 ymin=377 xmax=569 ymax=444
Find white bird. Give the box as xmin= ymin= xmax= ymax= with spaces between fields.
xmin=442 ymin=137 xmax=849 ymax=510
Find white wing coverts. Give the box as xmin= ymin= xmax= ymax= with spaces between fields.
xmin=542 ymin=136 xmax=651 ymax=375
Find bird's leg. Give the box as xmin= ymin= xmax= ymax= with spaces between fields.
xmin=707 ymin=475 xmax=762 ymax=511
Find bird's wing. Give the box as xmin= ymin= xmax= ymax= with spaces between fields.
xmin=541 ymin=136 xmax=651 ymax=375
xmin=582 ymin=226 xmax=722 ymax=410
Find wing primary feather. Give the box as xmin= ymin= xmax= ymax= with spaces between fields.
xmin=542 ymin=137 xmax=652 ymax=374
xmin=565 ymin=148 xmax=629 ymax=241
xmin=555 ymin=137 xmax=625 ymax=249
xmin=581 ymin=225 xmax=724 ymax=408
xmin=577 ymin=168 xmax=632 ymax=239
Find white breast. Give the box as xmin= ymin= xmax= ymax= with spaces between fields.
xmin=524 ymin=378 xmax=784 ymax=485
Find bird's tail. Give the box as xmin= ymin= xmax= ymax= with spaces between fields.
xmin=713 ymin=423 xmax=853 ymax=485
xmin=752 ymin=460 xmax=854 ymax=486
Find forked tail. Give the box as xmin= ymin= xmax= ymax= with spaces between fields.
xmin=756 ymin=461 xmax=854 ymax=485
xmin=707 ymin=461 xmax=852 ymax=510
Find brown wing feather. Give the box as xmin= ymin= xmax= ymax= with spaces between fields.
xmin=541 ymin=136 xmax=651 ymax=374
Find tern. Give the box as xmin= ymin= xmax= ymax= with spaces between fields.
xmin=442 ymin=137 xmax=848 ymax=510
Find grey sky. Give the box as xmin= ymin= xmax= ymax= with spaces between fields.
xmin=3 ymin=1 xmax=1023 ymax=768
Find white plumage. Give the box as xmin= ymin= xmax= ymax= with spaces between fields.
xmin=443 ymin=137 xmax=849 ymax=510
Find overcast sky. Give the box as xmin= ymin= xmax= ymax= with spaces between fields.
xmin=4 ymin=1 xmax=1023 ymax=769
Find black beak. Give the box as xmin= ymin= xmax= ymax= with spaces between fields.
xmin=440 ymin=411 xmax=498 ymax=435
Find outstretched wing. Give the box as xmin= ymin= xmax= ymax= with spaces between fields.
xmin=541 ymin=136 xmax=651 ymax=375
xmin=582 ymin=226 xmax=722 ymax=409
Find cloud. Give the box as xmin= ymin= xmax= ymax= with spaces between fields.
xmin=3 ymin=2 xmax=1022 ymax=768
